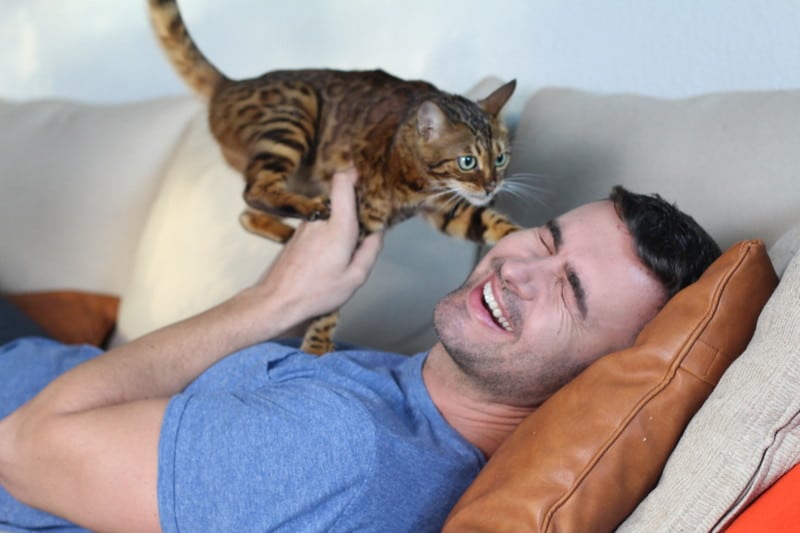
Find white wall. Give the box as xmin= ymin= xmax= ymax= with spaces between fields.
xmin=1 ymin=0 xmax=799 ymax=113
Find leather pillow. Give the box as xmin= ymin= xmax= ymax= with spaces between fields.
xmin=443 ymin=240 xmax=778 ymax=532
xmin=5 ymin=291 xmax=119 ymax=347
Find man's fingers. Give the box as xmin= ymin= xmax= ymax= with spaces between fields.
xmin=348 ymin=232 xmax=384 ymax=284
xmin=328 ymin=166 xmax=359 ymax=227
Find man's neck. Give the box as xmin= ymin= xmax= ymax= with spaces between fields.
xmin=422 ymin=344 xmax=533 ymax=457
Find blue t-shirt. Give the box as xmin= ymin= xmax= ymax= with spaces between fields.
xmin=0 ymin=338 xmax=484 ymax=532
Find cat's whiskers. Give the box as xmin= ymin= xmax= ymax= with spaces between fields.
xmin=430 ymin=185 xmax=471 ymax=210
xmin=502 ymin=175 xmax=551 ymax=193
xmin=427 ymin=187 xmax=457 ymax=202
xmin=421 ymin=188 xmax=460 ymax=212
xmin=496 ymin=174 xmax=554 ymax=208
xmin=429 ymin=182 xmax=453 ymax=192
xmin=506 ymin=170 xmax=552 ymax=180
xmin=439 ymin=190 xmax=465 ymax=211
xmin=430 ymin=180 xmax=483 ymax=208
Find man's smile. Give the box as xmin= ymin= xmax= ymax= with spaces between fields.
xmin=478 ymin=280 xmax=513 ymax=332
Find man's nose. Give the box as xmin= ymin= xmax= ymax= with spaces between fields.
xmin=499 ymin=257 xmax=559 ymax=299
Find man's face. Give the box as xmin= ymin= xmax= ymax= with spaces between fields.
xmin=431 ymin=200 xmax=667 ymax=406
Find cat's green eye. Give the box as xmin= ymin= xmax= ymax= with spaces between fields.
xmin=495 ymin=152 xmax=509 ymax=168
xmin=457 ymin=155 xmax=478 ymax=171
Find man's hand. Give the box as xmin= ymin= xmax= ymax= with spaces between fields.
xmin=239 ymin=166 xmax=383 ymax=337
xmin=0 ymin=167 xmax=383 ymax=533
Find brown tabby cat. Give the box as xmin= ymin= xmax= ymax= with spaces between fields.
xmin=148 ymin=0 xmax=521 ymax=354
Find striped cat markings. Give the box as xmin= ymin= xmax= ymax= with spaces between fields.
xmin=149 ymin=0 xmax=521 ymax=354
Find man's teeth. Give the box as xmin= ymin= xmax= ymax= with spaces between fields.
xmin=482 ymin=282 xmax=512 ymax=332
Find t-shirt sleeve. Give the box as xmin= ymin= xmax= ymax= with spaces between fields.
xmin=157 ymin=382 xmax=375 ymax=532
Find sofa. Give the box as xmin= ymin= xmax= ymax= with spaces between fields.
xmin=1 ymin=80 xmax=799 ymax=531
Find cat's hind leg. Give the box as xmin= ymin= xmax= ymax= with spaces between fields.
xmin=243 ymin=154 xmax=331 ymax=221
xmin=239 ymin=208 xmax=295 ymax=243
xmin=239 ymin=82 xmax=330 ymax=221
xmin=301 ymin=311 xmax=339 ymax=355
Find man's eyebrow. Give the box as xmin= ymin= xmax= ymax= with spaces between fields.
xmin=566 ymin=266 xmax=588 ymax=320
xmin=545 ymin=219 xmax=562 ymax=251
xmin=547 ymin=219 xmax=588 ymax=320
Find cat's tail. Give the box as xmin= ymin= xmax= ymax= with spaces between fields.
xmin=148 ymin=0 xmax=226 ymax=101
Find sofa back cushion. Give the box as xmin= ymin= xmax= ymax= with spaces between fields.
xmin=506 ymin=89 xmax=800 ymax=250
xmin=0 ymin=96 xmax=200 ymax=295
xmin=444 ymin=240 xmax=777 ymax=532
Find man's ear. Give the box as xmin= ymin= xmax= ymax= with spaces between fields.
xmin=478 ymin=79 xmax=517 ymax=117
xmin=417 ymin=100 xmax=448 ymax=142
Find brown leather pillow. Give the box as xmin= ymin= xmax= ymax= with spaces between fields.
xmin=444 ymin=240 xmax=778 ymax=532
xmin=5 ymin=290 xmax=119 ymax=347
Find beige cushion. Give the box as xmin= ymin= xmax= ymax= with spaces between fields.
xmin=769 ymin=222 xmax=800 ymax=277
xmin=110 ymin=109 xmax=478 ymax=354
xmin=506 ymin=88 xmax=800 ymax=250
xmin=618 ymin=225 xmax=800 ymax=532
xmin=444 ymin=241 xmax=777 ymax=532
xmin=0 ymin=96 xmax=200 ymax=294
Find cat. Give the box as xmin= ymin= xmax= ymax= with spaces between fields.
xmin=148 ymin=0 xmax=521 ymax=354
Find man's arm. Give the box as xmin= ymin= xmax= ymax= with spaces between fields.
xmin=0 ymin=168 xmax=382 ymax=532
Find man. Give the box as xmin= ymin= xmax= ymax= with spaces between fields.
xmin=0 ymin=168 xmax=720 ymax=532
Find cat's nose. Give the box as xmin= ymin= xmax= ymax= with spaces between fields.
xmin=484 ymin=181 xmax=497 ymax=194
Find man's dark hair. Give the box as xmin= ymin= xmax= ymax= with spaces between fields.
xmin=609 ymin=185 xmax=722 ymax=297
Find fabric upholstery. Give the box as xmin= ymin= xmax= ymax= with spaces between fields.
xmin=5 ymin=291 xmax=119 ymax=347
xmin=768 ymin=221 xmax=800 ymax=277
xmin=444 ymin=240 xmax=777 ymax=532
xmin=618 ymin=227 xmax=800 ymax=532
xmin=0 ymin=96 xmax=200 ymax=295
xmin=506 ymin=88 xmax=800 ymax=250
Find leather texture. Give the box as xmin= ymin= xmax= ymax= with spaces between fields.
xmin=6 ymin=291 xmax=119 ymax=347
xmin=444 ymin=240 xmax=778 ymax=532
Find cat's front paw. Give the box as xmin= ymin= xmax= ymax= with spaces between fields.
xmin=306 ymin=197 xmax=331 ymax=221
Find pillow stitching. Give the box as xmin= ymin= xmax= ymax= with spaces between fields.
xmin=681 ymin=338 xmax=723 ymax=382
xmin=542 ymin=242 xmax=754 ymax=529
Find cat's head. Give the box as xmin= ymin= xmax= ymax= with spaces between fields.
xmin=409 ymin=80 xmax=516 ymax=207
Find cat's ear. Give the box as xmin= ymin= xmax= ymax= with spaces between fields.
xmin=416 ymin=101 xmax=449 ymax=141
xmin=478 ymin=79 xmax=517 ymax=117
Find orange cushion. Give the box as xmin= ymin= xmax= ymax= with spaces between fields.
xmin=725 ymin=462 xmax=800 ymax=532
xmin=5 ymin=290 xmax=119 ymax=347
xmin=444 ymin=240 xmax=778 ymax=532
